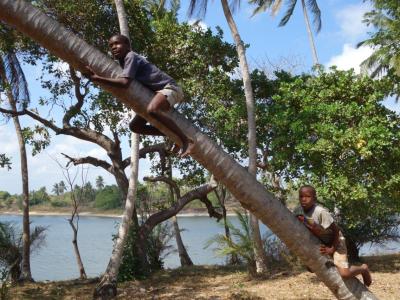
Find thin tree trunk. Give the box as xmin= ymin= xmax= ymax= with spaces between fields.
xmin=94 ymin=1 xmax=142 ymax=297
xmin=172 ymin=215 xmax=193 ymax=266
xmin=95 ymin=138 xmax=140 ymax=298
xmin=215 ymin=188 xmax=240 ymax=265
xmin=0 ymin=58 xmax=32 ymax=282
xmin=301 ymin=0 xmax=319 ymax=66
xmin=220 ymin=0 xmax=268 ymax=274
xmin=165 ymin=162 xmax=193 ymax=266
xmin=68 ymin=218 xmax=87 ymax=279
xmin=0 ymin=2 xmax=378 ymax=297
xmin=11 ymin=102 xmax=32 ymax=281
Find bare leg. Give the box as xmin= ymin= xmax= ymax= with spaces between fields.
xmin=147 ymin=93 xmax=194 ymax=157
xmin=129 ymin=115 xmax=164 ymax=136
xmin=337 ymin=264 xmax=372 ymax=286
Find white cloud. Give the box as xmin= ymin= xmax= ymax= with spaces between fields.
xmin=0 ymin=125 xmax=18 ymax=153
xmin=326 ymin=44 xmax=373 ymax=74
xmin=336 ymin=3 xmax=371 ymax=40
xmin=188 ymin=19 xmax=208 ymax=32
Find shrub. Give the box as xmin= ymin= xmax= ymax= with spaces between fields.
xmin=94 ymin=185 xmax=121 ymax=209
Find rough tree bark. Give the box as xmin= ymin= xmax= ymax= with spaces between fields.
xmin=0 ymin=1 xmax=378 ymax=298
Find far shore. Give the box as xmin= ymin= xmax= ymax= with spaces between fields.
xmin=0 ymin=209 xmax=237 ymax=218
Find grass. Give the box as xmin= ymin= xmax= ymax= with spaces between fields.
xmin=8 ymin=254 xmax=400 ymax=299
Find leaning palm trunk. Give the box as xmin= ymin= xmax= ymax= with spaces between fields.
xmin=94 ymin=1 xmax=142 ymax=298
xmin=0 ymin=1 xmax=378 ymax=298
xmin=0 ymin=57 xmax=32 ymax=282
xmin=220 ymin=0 xmax=267 ymax=274
xmin=301 ymin=0 xmax=319 ymax=66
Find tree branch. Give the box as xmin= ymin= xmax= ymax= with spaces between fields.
xmin=62 ymin=153 xmax=113 ymax=173
xmin=143 ymin=175 xmax=181 ymax=199
xmin=199 ymin=196 xmax=222 ymax=221
xmin=62 ymin=65 xmax=85 ymax=127
xmin=122 ymin=143 xmax=168 ymax=170
xmin=139 ymin=181 xmax=218 ymax=238
xmin=0 ymin=107 xmax=25 ymax=116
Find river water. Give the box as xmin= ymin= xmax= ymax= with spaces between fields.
xmin=0 ymin=214 xmax=399 ymax=281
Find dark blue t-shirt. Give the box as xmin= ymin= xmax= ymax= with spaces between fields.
xmin=119 ymin=51 xmax=176 ymax=91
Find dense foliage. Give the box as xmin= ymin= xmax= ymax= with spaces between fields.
xmin=361 ymin=0 xmax=400 ymax=97
xmin=260 ymin=67 xmax=400 ymax=255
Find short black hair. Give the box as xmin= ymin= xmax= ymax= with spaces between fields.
xmin=299 ymin=185 xmax=317 ymax=199
xmin=110 ymin=34 xmax=131 ymax=47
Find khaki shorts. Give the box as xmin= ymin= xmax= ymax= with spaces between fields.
xmin=333 ymin=237 xmax=349 ymax=269
xmin=157 ymin=83 xmax=184 ymax=107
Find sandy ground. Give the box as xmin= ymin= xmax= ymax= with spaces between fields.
xmin=8 ymin=254 xmax=400 ymax=300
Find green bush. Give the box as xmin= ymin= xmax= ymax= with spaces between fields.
xmin=50 ymin=199 xmax=69 ymax=207
xmin=94 ymin=185 xmax=121 ymax=209
xmin=117 ymin=222 xmax=173 ymax=282
xmin=0 ymin=191 xmax=10 ymax=201
xmin=30 ymin=187 xmax=50 ymax=206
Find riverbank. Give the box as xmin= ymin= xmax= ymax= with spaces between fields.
xmin=9 ymin=254 xmax=400 ymax=299
xmin=0 ymin=207 xmax=235 ymax=218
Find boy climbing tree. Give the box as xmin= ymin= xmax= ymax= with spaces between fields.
xmin=295 ymin=185 xmax=372 ymax=286
xmin=84 ymin=34 xmax=194 ymax=156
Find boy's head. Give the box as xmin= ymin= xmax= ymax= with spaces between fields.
xmin=299 ymin=185 xmax=317 ymax=212
xmin=108 ymin=34 xmax=131 ymax=60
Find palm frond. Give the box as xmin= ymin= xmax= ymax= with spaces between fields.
xmin=205 ymin=210 xmax=255 ymax=264
xmin=278 ymin=0 xmax=297 ymax=27
xmin=306 ymin=0 xmax=321 ymax=32
xmin=228 ymin=0 xmax=242 ymax=15
xmin=2 ymin=52 xmax=30 ymax=110
xmin=170 ymin=0 xmax=181 ymax=15
xmin=249 ymin=0 xmax=282 ymax=17
xmin=188 ymin=0 xmax=208 ymax=19
xmin=29 ymin=226 xmax=47 ymax=253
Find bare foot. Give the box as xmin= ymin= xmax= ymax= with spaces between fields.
xmin=179 ymin=139 xmax=195 ymax=158
xmin=361 ymin=264 xmax=372 ymax=287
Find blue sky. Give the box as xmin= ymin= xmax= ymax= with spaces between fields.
xmin=1 ymin=0 xmax=398 ymax=194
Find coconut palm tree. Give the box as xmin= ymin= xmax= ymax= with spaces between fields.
xmin=189 ymin=0 xmax=268 ymax=274
xmin=251 ymin=0 xmax=321 ymax=66
xmin=0 ymin=0 xmax=377 ymax=298
xmin=0 ymin=51 xmax=33 ymax=282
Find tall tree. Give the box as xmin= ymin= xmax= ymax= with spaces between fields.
xmin=0 ymin=154 xmax=11 ymax=170
xmin=95 ymin=176 xmax=105 ymax=190
xmin=94 ymin=1 xmax=142 ymax=297
xmin=359 ymin=0 xmax=400 ymax=97
xmin=189 ymin=0 xmax=268 ymax=274
xmin=52 ymin=183 xmax=60 ymax=196
xmin=0 ymin=0 xmax=378 ymax=298
xmin=251 ymin=0 xmax=321 ymax=66
xmin=0 ymin=52 xmax=33 ymax=281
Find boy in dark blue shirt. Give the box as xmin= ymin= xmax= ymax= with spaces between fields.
xmin=85 ymin=34 xmax=193 ymax=156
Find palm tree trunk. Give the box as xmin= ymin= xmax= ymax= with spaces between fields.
xmin=301 ymin=0 xmax=319 ymax=66
xmin=0 ymin=1 xmax=378 ymax=298
xmin=94 ymin=1 xmax=141 ymax=297
xmin=220 ymin=0 xmax=268 ymax=274
xmin=0 ymin=57 xmax=32 ymax=282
